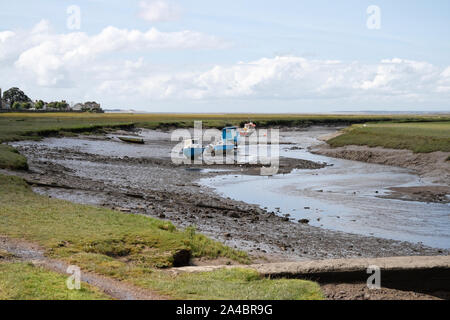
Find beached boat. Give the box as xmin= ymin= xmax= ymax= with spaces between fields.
xmin=222 ymin=126 xmax=239 ymax=146
xmin=118 ymin=136 xmax=145 ymax=144
xmin=239 ymin=122 xmax=256 ymax=137
xmin=182 ymin=138 xmax=204 ymax=159
xmin=211 ymin=140 xmax=235 ymax=155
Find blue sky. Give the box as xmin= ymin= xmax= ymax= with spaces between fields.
xmin=1 ymin=0 xmax=450 ymax=112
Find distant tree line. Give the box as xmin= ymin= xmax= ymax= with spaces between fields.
xmin=1 ymin=87 xmax=102 ymax=112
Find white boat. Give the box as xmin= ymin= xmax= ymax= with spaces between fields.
xmin=182 ymin=139 xmax=204 ymax=160
xmin=239 ymin=122 xmax=256 ymax=137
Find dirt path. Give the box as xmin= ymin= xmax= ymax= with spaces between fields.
xmin=0 ymin=236 xmax=168 ymax=300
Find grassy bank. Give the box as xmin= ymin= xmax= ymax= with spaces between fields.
xmin=0 ymin=261 xmax=111 ymax=300
xmin=2 ymin=112 xmax=449 ymax=143
xmin=328 ymin=121 xmax=450 ymax=153
xmin=0 ymin=174 xmax=323 ymax=300
xmin=0 ymin=144 xmax=28 ymax=170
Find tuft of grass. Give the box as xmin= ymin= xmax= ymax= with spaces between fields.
xmin=328 ymin=121 xmax=450 ymax=153
xmin=138 ymin=268 xmax=324 ymax=300
xmin=0 ymin=262 xmax=111 ymax=300
xmin=0 ymin=144 xmax=28 ymax=170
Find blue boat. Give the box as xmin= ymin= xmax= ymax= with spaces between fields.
xmin=182 ymin=139 xmax=204 ymax=160
xmin=222 ymin=127 xmax=239 ymax=146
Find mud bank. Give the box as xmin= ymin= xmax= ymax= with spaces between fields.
xmin=7 ymin=128 xmax=448 ymax=262
xmin=312 ymin=144 xmax=450 ymax=186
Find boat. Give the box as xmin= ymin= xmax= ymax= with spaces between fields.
xmin=239 ymin=122 xmax=256 ymax=137
xmin=182 ymin=138 xmax=205 ymax=160
xmin=211 ymin=140 xmax=235 ymax=155
xmin=222 ymin=126 xmax=239 ymax=146
xmin=118 ymin=136 xmax=145 ymax=144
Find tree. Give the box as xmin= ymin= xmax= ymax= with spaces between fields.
xmin=22 ymin=102 xmax=32 ymax=109
xmin=35 ymin=100 xmax=45 ymax=110
xmin=3 ymin=87 xmax=31 ymax=106
xmin=47 ymin=102 xmax=58 ymax=110
xmin=57 ymin=101 xmax=69 ymax=110
xmin=46 ymin=101 xmax=69 ymax=110
xmin=12 ymin=101 xmax=23 ymax=110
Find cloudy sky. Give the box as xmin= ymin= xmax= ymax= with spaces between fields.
xmin=1 ymin=0 xmax=450 ymax=112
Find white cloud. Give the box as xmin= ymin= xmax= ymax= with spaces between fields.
xmin=139 ymin=0 xmax=181 ymax=22
xmin=437 ymin=66 xmax=450 ymax=93
xmin=0 ymin=31 xmax=15 ymax=42
xmin=97 ymin=56 xmax=449 ymax=105
xmin=2 ymin=20 xmax=225 ymax=86
xmin=1 ymin=21 xmax=449 ymax=111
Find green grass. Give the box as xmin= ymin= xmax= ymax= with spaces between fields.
xmin=0 ymin=262 xmax=111 ymax=300
xmin=0 ymin=174 xmax=249 ymax=271
xmin=0 ymin=144 xmax=28 ymax=170
xmin=1 ymin=112 xmax=449 ymax=143
xmin=138 ymin=268 xmax=323 ymax=300
xmin=0 ymin=174 xmax=323 ymax=300
xmin=328 ymin=121 xmax=450 ymax=153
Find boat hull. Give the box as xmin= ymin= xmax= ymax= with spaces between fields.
xmin=213 ymin=144 xmax=234 ymax=154
xmin=118 ymin=137 xmax=145 ymax=144
xmin=183 ymin=147 xmax=204 ymax=159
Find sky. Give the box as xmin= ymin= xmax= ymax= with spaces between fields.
xmin=1 ymin=0 xmax=450 ymax=112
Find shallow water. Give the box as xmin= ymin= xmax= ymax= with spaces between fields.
xmin=201 ymin=128 xmax=450 ymax=249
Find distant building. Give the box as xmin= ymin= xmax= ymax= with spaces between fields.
xmin=72 ymin=103 xmax=84 ymax=111
xmin=71 ymin=101 xmax=103 ymax=113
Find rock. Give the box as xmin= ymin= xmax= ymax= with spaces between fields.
xmin=159 ymin=213 xmax=166 ymax=218
xmin=298 ymin=219 xmax=310 ymax=224
xmin=304 ymin=207 xmax=310 ymax=210
xmin=229 ymin=212 xmax=240 ymax=218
